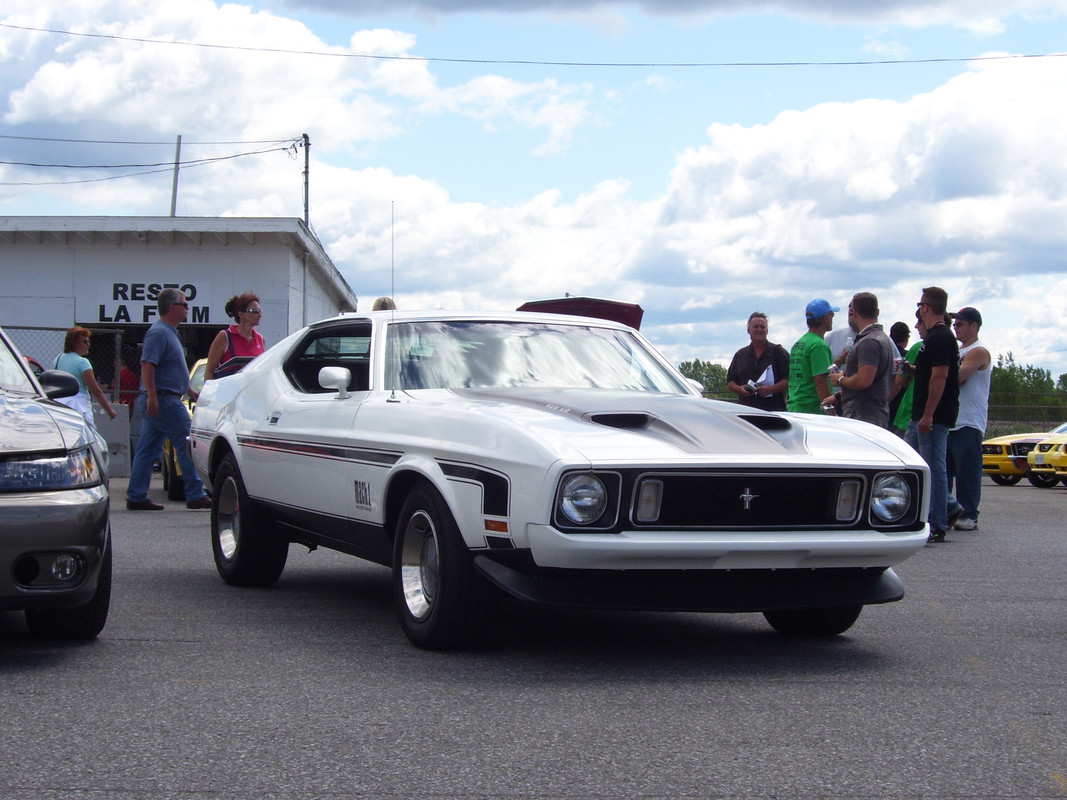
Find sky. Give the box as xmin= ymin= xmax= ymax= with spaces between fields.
xmin=3 ymin=0 xmax=1067 ymax=378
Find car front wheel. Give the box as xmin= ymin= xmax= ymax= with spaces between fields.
xmin=989 ymin=473 xmax=1022 ymax=486
xmin=393 ymin=481 xmax=495 ymax=650
xmin=26 ymin=530 xmax=112 ymax=640
xmin=211 ymin=453 xmax=288 ymax=587
xmin=763 ymin=604 xmax=862 ymax=637
xmin=1026 ymin=472 xmax=1059 ymax=488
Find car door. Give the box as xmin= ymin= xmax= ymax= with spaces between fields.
xmin=243 ymin=323 xmax=372 ymax=534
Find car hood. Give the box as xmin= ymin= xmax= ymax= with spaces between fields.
xmin=0 ymin=391 xmax=90 ymax=454
xmin=444 ymin=388 xmax=916 ymax=466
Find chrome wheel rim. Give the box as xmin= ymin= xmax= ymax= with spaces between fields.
xmin=400 ymin=510 xmax=439 ymax=621
xmin=216 ymin=475 xmax=240 ymax=562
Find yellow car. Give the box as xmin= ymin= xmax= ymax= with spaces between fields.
xmin=983 ymin=422 xmax=1067 ymax=487
xmin=161 ymin=358 xmax=207 ymax=501
xmin=1027 ymin=432 xmax=1067 ymax=489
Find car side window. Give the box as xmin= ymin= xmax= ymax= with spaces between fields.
xmin=284 ymin=324 xmax=372 ymax=394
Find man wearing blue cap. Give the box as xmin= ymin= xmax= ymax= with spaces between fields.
xmin=787 ymin=298 xmax=838 ymax=414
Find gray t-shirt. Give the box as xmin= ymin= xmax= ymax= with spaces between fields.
xmin=840 ymin=323 xmax=895 ymax=427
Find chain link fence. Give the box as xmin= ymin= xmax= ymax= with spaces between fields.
xmin=6 ymin=325 xmax=144 ymax=405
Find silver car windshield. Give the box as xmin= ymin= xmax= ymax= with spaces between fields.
xmin=385 ymin=320 xmax=689 ymax=393
xmin=0 ymin=339 xmax=35 ymax=394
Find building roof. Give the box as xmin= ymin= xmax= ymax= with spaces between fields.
xmin=0 ymin=215 xmax=357 ymax=310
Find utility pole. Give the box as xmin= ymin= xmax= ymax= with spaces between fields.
xmin=170 ymin=134 xmax=182 ymax=217
xmin=302 ymin=133 xmax=310 ymax=226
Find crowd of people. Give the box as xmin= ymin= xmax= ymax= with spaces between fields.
xmin=726 ymin=286 xmax=991 ymax=543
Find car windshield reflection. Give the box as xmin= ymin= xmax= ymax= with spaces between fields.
xmin=385 ymin=321 xmax=687 ymax=393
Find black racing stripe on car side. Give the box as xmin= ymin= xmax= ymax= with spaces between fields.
xmin=439 ymin=462 xmax=510 ymax=517
xmin=236 ymin=435 xmax=401 ymax=466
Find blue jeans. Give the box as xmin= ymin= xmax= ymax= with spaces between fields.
xmin=906 ymin=420 xmax=952 ymax=532
xmin=127 ymin=393 xmax=207 ymax=503
xmin=947 ymin=426 xmax=983 ymax=521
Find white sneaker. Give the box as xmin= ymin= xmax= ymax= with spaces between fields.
xmin=954 ymin=517 xmax=978 ymax=531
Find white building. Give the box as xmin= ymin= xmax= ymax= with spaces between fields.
xmin=0 ymin=215 xmax=357 ymax=361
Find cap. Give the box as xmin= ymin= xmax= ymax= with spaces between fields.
xmin=805 ymin=298 xmax=839 ymax=320
xmin=951 ymin=307 xmax=982 ymax=325
xmin=889 ymin=321 xmax=911 ymax=341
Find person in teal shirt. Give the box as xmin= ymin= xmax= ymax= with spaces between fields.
xmin=787 ymin=299 xmax=837 ymax=414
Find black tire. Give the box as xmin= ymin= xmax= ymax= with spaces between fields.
xmin=1026 ymin=471 xmax=1059 ymax=488
xmin=989 ymin=474 xmax=1022 ymax=486
xmin=26 ymin=530 xmax=112 ymax=640
xmin=763 ymin=604 xmax=862 ymax=637
xmin=393 ymin=481 xmax=496 ymax=650
xmin=211 ymin=453 xmax=288 ymax=587
xmin=164 ymin=443 xmax=185 ymax=501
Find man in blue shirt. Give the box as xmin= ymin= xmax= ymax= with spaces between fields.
xmin=126 ymin=288 xmax=212 ymax=511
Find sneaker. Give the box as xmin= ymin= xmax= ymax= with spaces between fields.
xmin=928 ymin=529 xmax=947 ymax=543
xmin=186 ymin=495 xmax=212 ymax=510
xmin=954 ymin=517 xmax=978 ymax=531
xmin=127 ymin=499 xmax=164 ymax=511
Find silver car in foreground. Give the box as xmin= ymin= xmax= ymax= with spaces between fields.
xmin=191 ymin=311 xmax=930 ymax=650
xmin=0 ymin=327 xmax=111 ymax=639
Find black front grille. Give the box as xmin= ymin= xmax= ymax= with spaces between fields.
xmin=1011 ymin=442 xmax=1036 ymax=456
xmin=636 ymin=472 xmax=855 ymax=529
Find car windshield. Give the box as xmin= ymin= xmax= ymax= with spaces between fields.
xmin=0 ymin=338 xmax=35 ymax=394
xmin=385 ymin=320 xmax=689 ymax=393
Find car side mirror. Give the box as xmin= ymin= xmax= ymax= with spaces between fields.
xmin=318 ymin=366 xmax=352 ymax=399
xmin=38 ymin=369 xmax=80 ymax=399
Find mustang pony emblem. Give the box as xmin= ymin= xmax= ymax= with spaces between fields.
xmin=739 ymin=487 xmax=759 ymax=510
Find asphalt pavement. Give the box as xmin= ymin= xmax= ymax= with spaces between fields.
xmin=1 ymin=474 xmax=1065 ymax=799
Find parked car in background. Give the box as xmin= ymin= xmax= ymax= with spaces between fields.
xmin=981 ymin=422 xmax=1067 ymax=486
xmin=982 ymin=422 xmax=1067 ymax=486
xmin=0 ymin=326 xmax=111 ymax=639
xmin=1027 ymin=431 xmax=1067 ymax=488
xmin=190 ymin=311 xmax=930 ymax=650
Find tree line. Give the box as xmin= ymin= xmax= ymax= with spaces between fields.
xmin=677 ymin=353 xmax=1067 ymax=436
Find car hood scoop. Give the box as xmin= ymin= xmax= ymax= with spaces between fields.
xmin=453 ymin=388 xmax=805 ymax=455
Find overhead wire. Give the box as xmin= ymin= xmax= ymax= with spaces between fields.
xmin=1 ymin=21 xmax=1064 ymax=69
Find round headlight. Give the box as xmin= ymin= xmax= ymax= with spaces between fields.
xmin=559 ymin=473 xmax=608 ymax=525
xmin=871 ymin=474 xmax=911 ymax=524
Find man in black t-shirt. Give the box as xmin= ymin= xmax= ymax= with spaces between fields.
xmin=907 ymin=286 xmax=959 ymax=542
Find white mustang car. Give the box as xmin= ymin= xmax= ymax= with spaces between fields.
xmin=190 ymin=311 xmax=929 ymax=649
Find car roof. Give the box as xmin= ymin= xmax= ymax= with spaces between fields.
xmin=308 ymin=309 xmax=637 ymax=331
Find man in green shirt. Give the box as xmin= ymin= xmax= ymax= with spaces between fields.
xmin=787 ymin=298 xmax=837 ymax=414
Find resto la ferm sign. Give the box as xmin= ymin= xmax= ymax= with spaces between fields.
xmin=95 ymin=282 xmax=212 ymax=324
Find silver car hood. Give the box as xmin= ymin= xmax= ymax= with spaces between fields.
xmin=447 ymin=388 xmax=916 ymax=466
xmin=0 ymin=392 xmax=88 ymax=454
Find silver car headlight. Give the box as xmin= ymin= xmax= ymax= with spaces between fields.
xmin=558 ymin=472 xmax=608 ymax=525
xmin=0 ymin=447 xmax=102 ymax=491
xmin=870 ymin=473 xmax=911 ymax=524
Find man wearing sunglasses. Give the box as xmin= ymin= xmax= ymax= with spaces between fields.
xmin=126 ymin=288 xmax=212 ymax=511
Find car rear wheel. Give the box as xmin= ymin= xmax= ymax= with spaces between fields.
xmin=393 ymin=481 xmax=495 ymax=650
xmin=763 ymin=604 xmax=862 ymax=637
xmin=1026 ymin=472 xmax=1059 ymax=488
xmin=211 ymin=453 xmax=288 ymax=587
xmin=26 ymin=530 xmax=112 ymax=640
xmin=989 ymin=474 xmax=1022 ymax=486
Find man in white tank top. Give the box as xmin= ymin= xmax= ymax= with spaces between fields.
xmin=947 ymin=307 xmax=991 ymax=530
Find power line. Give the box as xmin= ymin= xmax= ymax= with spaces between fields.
xmin=0 ymin=142 xmax=298 ymax=170
xmin=0 ymin=141 xmax=303 ymax=186
xmin=0 ymin=134 xmax=299 ymax=146
xmin=2 ymin=21 xmax=1065 ymax=69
